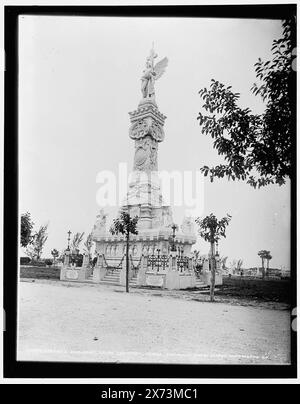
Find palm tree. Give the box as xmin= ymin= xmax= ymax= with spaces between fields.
xmin=265 ymin=252 xmax=272 ymax=277
xmin=258 ymin=250 xmax=270 ymax=279
xmin=195 ymin=213 xmax=232 ymax=302
xmin=83 ymin=233 xmax=93 ymax=261
xmin=110 ymin=211 xmax=139 ymax=293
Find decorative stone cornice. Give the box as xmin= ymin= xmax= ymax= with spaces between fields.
xmin=93 ymin=230 xmax=196 ymax=245
xmin=129 ymin=101 xmax=166 ymax=143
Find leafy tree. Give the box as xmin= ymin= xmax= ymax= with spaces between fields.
xmin=71 ymin=232 xmax=84 ymax=254
xmin=236 ymin=259 xmax=244 ymax=275
xmin=20 ymin=212 xmax=34 ymax=248
xmin=58 ymin=250 xmax=66 ymax=263
xmin=195 ymin=213 xmax=231 ymax=301
xmin=51 ymin=248 xmax=59 ymax=264
xmin=110 ymin=211 xmax=139 ymax=293
xmin=70 ymin=253 xmax=83 ymax=267
xmin=25 ymin=224 xmax=49 ymax=261
xmin=197 ymin=19 xmax=295 ymax=189
xmin=83 ymin=233 xmax=93 ymax=258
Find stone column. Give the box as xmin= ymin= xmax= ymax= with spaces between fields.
xmin=137 ymin=255 xmax=148 ymax=286
xmin=96 ymin=252 xmax=103 ymax=267
xmin=120 ymin=255 xmax=128 ymax=286
xmin=203 ymin=258 xmax=210 ymax=272
xmin=64 ymin=250 xmax=70 ymax=267
xmin=168 ymin=251 xmax=177 ymax=271
xmin=165 ymin=251 xmax=179 ymax=289
xmin=82 ymin=253 xmax=89 ymax=268
xmin=93 ymin=254 xmax=106 ymax=283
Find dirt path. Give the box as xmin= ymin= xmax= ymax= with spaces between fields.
xmin=17 ymin=280 xmax=291 ymax=364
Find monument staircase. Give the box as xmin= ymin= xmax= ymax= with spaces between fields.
xmin=87 ymin=267 xmax=121 ymax=285
xmin=100 ymin=268 xmax=121 ymax=286
xmin=194 ymin=277 xmax=207 ymax=289
xmin=88 ymin=48 xmax=208 ymax=291
xmin=129 ymin=273 xmax=138 ymax=287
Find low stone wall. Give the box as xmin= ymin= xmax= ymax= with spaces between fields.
xmin=179 ymin=273 xmax=194 ymax=289
xmin=60 ymin=266 xmax=92 ymax=282
xmin=144 ymin=272 xmax=167 ymax=288
xmin=138 ymin=270 xmax=196 ymax=290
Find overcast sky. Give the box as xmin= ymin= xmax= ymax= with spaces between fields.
xmin=19 ymin=16 xmax=290 ymax=269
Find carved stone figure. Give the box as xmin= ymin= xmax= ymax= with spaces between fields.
xmin=181 ymin=216 xmax=195 ymax=235
xmin=162 ymin=207 xmax=173 ymax=228
xmin=133 ymin=136 xmax=158 ymax=171
xmin=141 ymin=46 xmax=168 ymax=99
xmin=151 ymin=209 xmax=163 ymax=228
xmin=93 ymin=209 xmax=107 ymax=234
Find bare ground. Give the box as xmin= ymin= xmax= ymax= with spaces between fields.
xmin=17 ymin=279 xmax=291 ymax=364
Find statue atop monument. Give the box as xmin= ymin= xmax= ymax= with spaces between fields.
xmin=141 ymin=45 xmax=168 ymax=100
xmin=129 ymin=45 xmax=168 ymax=148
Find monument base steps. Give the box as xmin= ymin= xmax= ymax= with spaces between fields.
xmin=195 ymin=278 xmax=207 ymax=289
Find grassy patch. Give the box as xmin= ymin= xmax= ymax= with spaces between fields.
xmin=20 ymin=266 xmax=60 ymax=280
xmin=216 ymin=277 xmax=291 ymax=303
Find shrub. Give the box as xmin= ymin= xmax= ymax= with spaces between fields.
xmin=20 ymin=256 xmax=31 ymax=265
xmin=70 ymin=254 xmax=83 ymax=267
xmin=30 ymin=260 xmax=46 ymax=267
xmin=44 ymin=259 xmax=53 ymax=267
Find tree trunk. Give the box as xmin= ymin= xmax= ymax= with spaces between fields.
xmin=261 ymin=257 xmax=265 ymax=279
xmin=126 ymin=233 xmax=129 ymax=293
xmin=210 ymin=240 xmax=216 ymax=302
xmin=266 ymin=259 xmax=269 ymax=277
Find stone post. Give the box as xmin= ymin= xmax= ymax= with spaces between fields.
xmin=96 ymin=252 xmax=102 ymax=267
xmin=137 ymin=255 xmax=148 ymax=286
xmin=216 ymin=256 xmax=221 ymax=272
xmin=168 ymin=251 xmax=177 ymax=271
xmin=203 ymin=258 xmax=210 ymax=272
xmin=120 ymin=255 xmax=128 ymax=286
xmin=64 ymin=250 xmax=70 ymax=267
xmin=82 ymin=253 xmax=89 ymax=268
xmin=165 ymin=251 xmax=180 ymax=289
xmin=190 ymin=257 xmax=196 ymax=288
xmin=93 ymin=254 xmax=106 ymax=283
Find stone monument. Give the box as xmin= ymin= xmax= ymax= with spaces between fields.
xmin=92 ymin=46 xmax=196 ymax=267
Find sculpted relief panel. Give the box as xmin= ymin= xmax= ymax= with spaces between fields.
xmin=133 ymin=136 xmax=158 ymax=171
xmin=129 ymin=116 xmax=165 ymax=143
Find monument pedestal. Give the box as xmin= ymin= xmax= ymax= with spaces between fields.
xmin=60 ymin=266 xmax=91 ymax=282
xmin=91 ymin=48 xmax=197 ymax=289
xmin=93 ymin=266 xmax=106 ymax=282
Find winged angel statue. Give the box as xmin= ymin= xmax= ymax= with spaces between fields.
xmin=141 ymin=47 xmax=168 ymax=99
